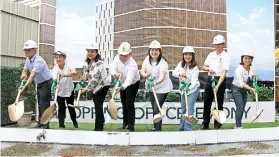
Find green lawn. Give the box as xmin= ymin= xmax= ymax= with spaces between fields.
xmin=49 ymin=122 xmax=279 ymax=132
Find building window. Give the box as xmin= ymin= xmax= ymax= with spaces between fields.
xmin=108 ymin=25 xmax=110 ymax=33
xmin=106 ymin=3 xmax=107 ymax=10
xmin=101 ymin=5 xmax=103 ymax=11
xmin=99 ymin=12 xmax=101 ymax=19
xmin=96 ymin=37 xmax=98 ymax=43
xmin=103 ymin=27 xmax=105 ymax=34
xmin=105 ymin=19 xmax=107 ymax=26
xmin=96 ymin=21 xmax=98 ymax=28
xmin=104 ymin=11 xmax=106 ymax=18
xmin=96 ymin=6 xmax=98 ymax=13
xmin=111 ymin=2 xmax=113 ymax=8
xmin=277 ymin=0 xmax=279 ymax=4
xmin=105 ymin=35 xmax=106 ymax=42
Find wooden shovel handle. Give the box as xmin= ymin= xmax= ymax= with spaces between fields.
xmin=151 ymin=87 xmax=163 ymax=115
xmin=112 ymin=73 xmax=122 ymax=99
xmin=15 ymin=90 xmax=21 ymax=104
xmin=76 ymin=89 xmax=82 ymax=105
xmin=54 ymin=75 xmax=60 ymax=103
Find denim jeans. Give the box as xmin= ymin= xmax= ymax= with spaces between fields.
xmin=179 ymin=87 xmax=200 ymax=131
xmin=149 ymin=92 xmax=168 ymax=130
xmin=232 ymin=85 xmax=248 ymax=127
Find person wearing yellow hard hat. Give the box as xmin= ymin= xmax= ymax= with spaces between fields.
xmin=52 ymin=49 xmax=79 ymax=129
xmin=140 ymin=40 xmax=173 ymax=131
xmin=200 ymin=34 xmax=231 ymax=130
xmin=80 ymin=43 xmax=111 ymax=131
xmin=172 ymin=46 xmax=200 ymax=131
xmin=110 ymin=42 xmax=140 ymax=132
xmin=231 ymin=51 xmax=257 ymax=129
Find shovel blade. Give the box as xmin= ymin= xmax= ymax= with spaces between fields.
xmin=211 ymin=109 xmax=226 ymax=124
xmin=250 ymin=110 xmax=264 ymax=122
xmin=153 ymin=114 xmax=162 ymax=123
xmin=8 ymin=101 xmax=24 ymax=121
xmin=107 ymin=99 xmax=118 ymax=120
xmin=184 ymin=114 xmax=198 ymax=124
xmin=40 ymin=103 xmax=57 ymax=124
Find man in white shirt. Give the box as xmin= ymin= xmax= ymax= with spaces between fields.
xmin=110 ymin=42 xmax=140 ymax=132
xmin=200 ymin=35 xmax=230 ymax=130
xmin=52 ymin=49 xmax=78 ymax=128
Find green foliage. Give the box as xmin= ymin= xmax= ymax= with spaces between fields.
xmin=165 ymin=92 xmax=180 ymax=102
xmin=1 ymin=64 xmax=36 ymax=125
xmin=248 ymin=85 xmax=274 ymax=101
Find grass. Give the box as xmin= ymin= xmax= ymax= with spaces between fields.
xmin=49 ymin=121 xmax=279 ymax=132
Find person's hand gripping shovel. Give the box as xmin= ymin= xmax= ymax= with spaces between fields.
xmin=68 ymin=80 xmax=87 ymax=108
xmin=40 ymin=76 xmax=60 ymax=124
xmin=210 ymin=76 xmax=226 ymax=124
xmin=180 ymin=78 xmax=198 ymax=124
xmin=147 ymin=76 xmax=166 ymax=123
xmin=8 ymin=78 xmax=27 ymax=121
xmin=250 ymin=77 xmax=264 ymax=122
xmin=106 ymin=74 xmax=122 ymax=120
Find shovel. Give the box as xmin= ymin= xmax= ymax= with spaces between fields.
xmin=40 ymin=77 xmax=60 ymax=124
xmin=106 ymin=74 xmax=122 ymax=120
xmin=8 ymin=79 xmax=27 ymax=121
xmin=68 ymin=80 xmax=87 ymax=108
xmin=250 ymin=86 xmax=264 ymax=121
xmin=183 ymin=89 xmax=198 ymax=124
xmin=180 ymin=77 xmax=198 ymax=124
xmin=152 ymin=87 xmax=166 ymax=123
xmin=68 ymin=89 xmax=84 ymax=108
xmin=210 ymin=76 xmax=226 ymax=124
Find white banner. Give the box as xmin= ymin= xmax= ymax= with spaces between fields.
xmin=50 ymin=100 xmax=275 ymax=124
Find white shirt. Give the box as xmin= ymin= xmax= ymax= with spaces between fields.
xmin=172 ymin=61 xmax=200 ymax=95
xmin=53 ymin=63 xmax=75 ymax=97
xmin=204 ymin=50 xmax=230 ymax=76
xmin=110 ymin=54 xmax=140 ymax=89
xmin=142 ymin=56 xmax=173 ymax=93
xmin=232 ymin=65 xmax=254 ymax=88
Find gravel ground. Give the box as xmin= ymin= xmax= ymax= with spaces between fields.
xmin=1 ymin=141 xmax=279 ymax=156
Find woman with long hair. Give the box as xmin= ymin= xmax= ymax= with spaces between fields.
xmin=172 ymin=46 xmax=200 ymax=131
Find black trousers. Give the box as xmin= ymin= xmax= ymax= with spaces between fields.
xmin=57 ymin=91 xmax=77 ymax=125
xmin=202 ymin=76 xmax=226 ymax=127
xmin=93 ymin=86 xmax=110 ymax=130
xmin=120 ymin=81 xmax=140 ymax=129
xmin=37 ymin=79 xmax=53 ymax=126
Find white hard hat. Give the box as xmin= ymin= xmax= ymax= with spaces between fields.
xmin=118 ymin=42 xmax=132 ymax=55
xmin=182 ymin=46 xmax=195 ymax=53
xmin=149 ymin=40 xmax=161 ymax=49
xmin=53 ymin=49 xmax=66 ymax=56
xmin=212 ymin=34 xmax=225 ymax=45
xmin=86 ymin=43 xmax=99 ymax=50
xmin=241 ymin=51 xmax=254 ymax=57
xmin=23 ymin=40 xmax=37 ymax=49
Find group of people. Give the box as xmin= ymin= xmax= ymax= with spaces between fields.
xmin=18 ymin=34 xmax=257 ymax=132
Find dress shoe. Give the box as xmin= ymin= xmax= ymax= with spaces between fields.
xmin=35 ymin=123 xmax=41 ymax=128
xmin=127 ymin=128 xmax=134 ymax=132
xmin=73 ymin=120 xmax=78 ymax=128
xmin=41 ymin=125 xmax=49 ymax=129
xmin=199 ymin=123 xmax=209 ymax=130
xmin=214 ymin=123 xmax=222 ymax=129
xmin=94 ymin=128 xmax=103 ymax=131
xmin=119 ymin=123 xmax=128 ymax=129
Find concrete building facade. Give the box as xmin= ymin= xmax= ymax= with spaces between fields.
xmin=14 ymin=0 xmax=57 ymax=68
xmin=0 ymin=0 xmax=39 ymax=67
xmin=113 ymin=0 xmax=227 ymax=69
xmin=95 ymin=0 xmax=115 ymax=68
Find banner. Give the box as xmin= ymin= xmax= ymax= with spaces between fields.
xmin=50 ymin=101 xmax=275 ymax=124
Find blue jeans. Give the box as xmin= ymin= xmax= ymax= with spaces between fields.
xmin=179 ymin=87 xmax=200 ymax=131
xmin=232 ymin=85 xmax=248 ymax=127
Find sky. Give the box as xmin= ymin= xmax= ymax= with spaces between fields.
xmin=55 ymin=0 xmax=275 ymax=81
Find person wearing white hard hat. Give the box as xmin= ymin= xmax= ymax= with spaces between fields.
xmin=200 ymin=34 xmax=231 ymax=130
xmin=110 ymin=42 xmax=140 ymax=132
xmin=80 ymin=43 xmax=110 ymax=131
xmin=172 ymin=46 xmax=200 ymax=131
xmin=140 ymin=40 xmax=173 ymax=131
xmin=19 ymin=40 xmax=53 ymax=129
xmin=231 ymin=51 xmax=257 ymax=129
xmin=52 ymin=49 xmax=78 ymax=128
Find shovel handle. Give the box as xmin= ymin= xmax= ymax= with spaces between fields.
xmin=76 ymin=89 xmax=82 ymax=106
xmin=53 ymin=76 xmax=60 ymax=103
xmin=112 ymin=73 xmax=122 ymax=99
xmin=213 ymin=90 xmax=219 ymax=118
xmin=15 ymin=90 xmax=21 ymax=104
xmin=151 ymin=87 xmax=163 ymax=115
xmin=183 ymin=77 xmax=189 ymax=116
